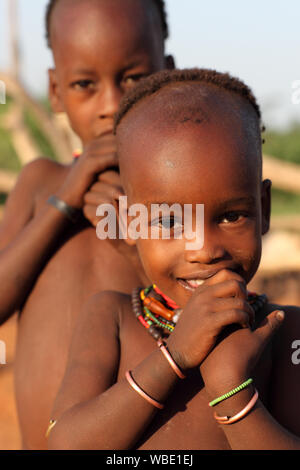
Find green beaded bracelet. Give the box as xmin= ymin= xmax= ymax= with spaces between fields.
xmin=208 ymin=378 xmax=253 ymax=407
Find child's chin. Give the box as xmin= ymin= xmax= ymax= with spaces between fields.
xmin=173 ymin=280 xmax=196 ymax=306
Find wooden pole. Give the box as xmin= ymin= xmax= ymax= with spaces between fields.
xmin=8 ymin=0 xmax=20 ymax=80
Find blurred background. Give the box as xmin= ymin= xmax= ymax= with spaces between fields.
xmin=0 ymin=0 xmax=299 ymax=450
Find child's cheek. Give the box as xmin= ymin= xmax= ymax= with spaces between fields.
xmin=136 ymin=239 xmax=174 ymax=283
xmin=230 ymin=230 xmax=262 ymax=282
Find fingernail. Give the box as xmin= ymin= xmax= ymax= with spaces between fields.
xmin=276 ymin=310 xmax=285 ymax=321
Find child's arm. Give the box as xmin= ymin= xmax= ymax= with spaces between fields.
xmin=47 ymin=291 xmax=179 ymax=450
xmin=0 ymin=158 xmax=69 ymax=323
xmin=0 ymin=137 xmax=119 ymax=325
xmin=199 ymin=305 xmax=300 ymax=450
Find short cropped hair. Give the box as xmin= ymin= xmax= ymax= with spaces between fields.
xmin=114 ymin=68 xmax=262 ymax=132
xmin=45 ymin=0 xmax=169 ymax=48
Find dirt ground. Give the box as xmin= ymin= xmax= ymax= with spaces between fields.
xmin=0 ymin=228 xmax=299 ymax=450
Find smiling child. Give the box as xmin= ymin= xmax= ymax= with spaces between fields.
xmin=48 ymin=69 xmax=300 ymax=450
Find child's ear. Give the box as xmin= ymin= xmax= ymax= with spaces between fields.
xmin=48 ymin=69 xmax=64 ymax=113
xmin=261 ymin=179 xmax=272 ymax=235
xmin=114 ymin=196 xmax=137 ymax=246
xmin=165 ymin=55 xmax=175 ymax=70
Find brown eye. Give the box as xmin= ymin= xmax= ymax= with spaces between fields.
xmin=71 ymin=80 xmax=95 ymax=90
xmin=152 ymin=216 xmax=183 ymax=232
xmin=221 ymin=212 xmax=245 ymax=224
xmin=123 ymin=75 xmax=146 ymax=89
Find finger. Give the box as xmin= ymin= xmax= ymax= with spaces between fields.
xmin=98 ymin=170 xmax=122 ymax=186
xmin=253 ymin=310 xmax=285 ymax=346
xmin=205 ymin=278 xmax=248 ymax=301
xmin=83 ymin=204 xmax=98 ymax=224
xmin=84 ymin=186 xmax=123 ymax=206
xmin=84 ymin=153 xmax=119 ymax=176
xmin=83 ymin=134 xmax=116 ymax=153
xmin=88 ymin=180 xmax=123 ymax=197
xmin=205 ymin=268 xmax=245 ymax=286
xmin=87 ymin=181 xmax=106 ymax=193
xmin=84 ymin=191 xmax=108 ymax=206
xmin=213 ymin=308 xmax=251 ymax=330
xmin=214 ymin=297 xmax=255 ymax=327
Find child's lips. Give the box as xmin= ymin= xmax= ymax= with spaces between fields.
xmin=95 ymin=129 xmax=114 ymax=140
xmin=177 ymin=278 xmax=206 ymax=291
xmin=176 ymin=267 xmax=237 ymax=291
xmin=177 ymin=276 xmax=215 ymax=292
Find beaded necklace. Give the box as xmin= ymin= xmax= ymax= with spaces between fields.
xmin=131 ymin=284 xmax=268 ymax=341
xmin=73 ymin=149 xmax=82 ymax=160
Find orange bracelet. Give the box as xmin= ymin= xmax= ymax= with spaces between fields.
xmin=213 ymin=388 xmax=259 ymax=425
xmin=125 ymin=370 xmax=164 ymax=409
xmin=157 ymin=339 xmax=186 ymax=379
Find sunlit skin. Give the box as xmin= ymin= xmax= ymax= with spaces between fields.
xmin=48 ymin=83 xmax=300 ymax=450
xmin=118 ymin=83 xmax=270 ymax=308
xmin=2 ymin=0 xmax=172 ymax=450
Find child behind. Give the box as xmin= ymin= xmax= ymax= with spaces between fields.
xmin=0 ymin=0 xmax=172 ymax=449
xmin=48 ymin=68 xmax=300 ymax=450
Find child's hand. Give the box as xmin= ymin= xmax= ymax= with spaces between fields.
xmin=199 ymin=309 xmax=284 ymax=395
xmin=167 ymin=269 xmax=255 ymax=371
xmin=83 ymin=170 xmax=124 ymax=228
xmin=56 ymin=135 xmax=118 ymax=210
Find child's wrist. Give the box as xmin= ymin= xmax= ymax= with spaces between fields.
xmin=208 ymin=384 xmax=257 ymax=422
xmin=205 ymin=374 xmax=251 ymax=402
xmin=164 ymin=339 xmax=189 ymax=373
xmin=131 ymin=348 xmax=181 ymax=405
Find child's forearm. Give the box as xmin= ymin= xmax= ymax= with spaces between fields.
xmin=206 ymin=385 xmax=300 ymax=450
xmin=0 ymin=202 xmax=71 ymax=324
xmin=48 ymin=349 xmax=179 ymax=450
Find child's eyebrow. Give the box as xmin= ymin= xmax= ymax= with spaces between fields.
xmin=144 ymin=197 xmax=256 ymax=208
xmin=218 ymin=196 xmax=256 ymax=210
xmin=145 ymin=201 xmax=183 ymax=208
xmin=69 ymin=68 xmax=97 ymax=76
xmin=122 ymin=58 xmax=150 ymax=69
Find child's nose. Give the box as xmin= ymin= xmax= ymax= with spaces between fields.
xmin=184 ymin=236 xmax=226 ymax=264
xmin=98 ymin=83 xmax=122 ymax=119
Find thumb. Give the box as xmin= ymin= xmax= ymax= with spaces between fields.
xmin=255 ymin=310 xmax=285 ymax=345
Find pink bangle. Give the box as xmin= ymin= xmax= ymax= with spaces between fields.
xmin=125 ymin=370 xmax=164 ymax=410
xmin=157 ymin=339 xmax=186 ymax=379
xmin=214 ymin=388 xmax=259 ymax=425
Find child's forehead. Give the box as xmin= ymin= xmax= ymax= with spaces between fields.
xmin=50 ymin=0 xmax=163 ymax=52
xmin=120 ymin=118 xmax=261 ymax=207
xmin=118 ymin=83 xmax=261 ymax=160
xmin=124 ymin=82 xmax=259 ymax=131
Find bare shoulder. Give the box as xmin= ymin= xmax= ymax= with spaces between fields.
xmin=68 ymin=290 xmax=132 ymax=365
xmin=52 ymin=291 xmax=132 ymax=419
xmin=2 ymin=156 xmax=68 ymax=210
xmin=78 ymin=290 xmax=132 ymax=333
xmin=18 ymin=157 xmax=67 ymax=187
xmin=26 ymin=157 xmax=70 ymax=202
